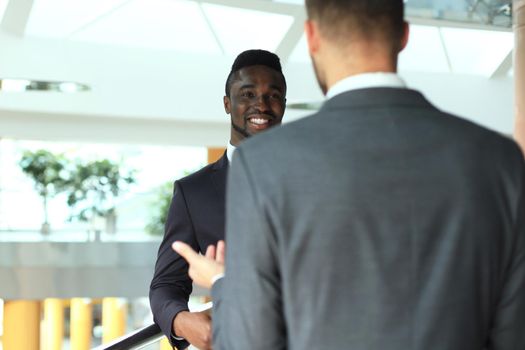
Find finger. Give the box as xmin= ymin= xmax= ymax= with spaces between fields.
xmin=172 ymin=241 xmax=199 ymax=263
xmin=205 ymin=245 xmax=216 ymax=259
xmin=216 ymin=240 xmax=226 ymax=264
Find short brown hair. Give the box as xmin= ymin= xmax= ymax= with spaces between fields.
xmin=305 ymin=0 xmax=405 ymax=49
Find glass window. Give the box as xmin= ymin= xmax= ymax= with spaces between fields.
xmin=0 ymin=139 xmax=207 ymax=241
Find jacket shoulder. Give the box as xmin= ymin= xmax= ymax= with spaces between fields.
xmin=176 ymin=155 xmax=226 ymax=189
xmin=177 ymin=163 xmax=215 ymax=188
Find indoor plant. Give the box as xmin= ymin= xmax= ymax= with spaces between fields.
xmin=145 ymin=182 xmax=173 ymax=236
xmin=65 ymin=159 xmax=135 ymax=234
xmin=19 ymin=149 xmax=69 ymax=234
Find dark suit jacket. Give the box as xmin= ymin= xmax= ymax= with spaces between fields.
xmin=150 ymin=153 xmax=228 ymax=349
xmin=212 ymin=88 xmax=525 ymax=350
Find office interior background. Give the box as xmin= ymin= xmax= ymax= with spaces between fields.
xmin=0 ymin=0 xmax=519 ymax=349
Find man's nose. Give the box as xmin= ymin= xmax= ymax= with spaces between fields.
xmin=253 ymin=95 xmax=270 ymax=111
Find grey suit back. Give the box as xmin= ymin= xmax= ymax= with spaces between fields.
xmin=214 ymin=88 xmax=525 ymax=350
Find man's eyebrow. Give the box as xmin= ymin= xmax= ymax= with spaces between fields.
xmin=270 ymin=84 xmax=284 ymax=92
xmin=239 ymin=84 xmax=255 ymax=90
xmin=238 ymin=83 xmax=283 ymax=93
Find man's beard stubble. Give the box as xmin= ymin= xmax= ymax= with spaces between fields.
xmin=231 ymin=120 xmax=251 ymax=139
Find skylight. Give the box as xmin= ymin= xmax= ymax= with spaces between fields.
xmin=0 ymin=0 xmax=8 ymax=22
xmin=201 ymin=3 xmax=294 ymax=56
xmin=399 ymin=25 xmax=450 ymax=73
xmin=288 ymin=23 xmax=513 ymax=78
xmin=289 ymin=34 xmax=309 ymax=63
xmin=440 ymin=27 xmax=513 ymax=77
xmin=26 ymin=0 xmax=131 ymax=38
xmin=69 ymin=0 xmax=221 ymax=54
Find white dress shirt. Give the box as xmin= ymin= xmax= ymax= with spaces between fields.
xmin=326 ymin=72 xmax=406 ymax=100
xmin=226 ymin=142 xmax=236 ymax=163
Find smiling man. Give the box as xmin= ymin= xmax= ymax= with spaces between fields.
xmin=226 ymin=58 xmax=286 ymax=145
xmin=149 ymin=49 xmax=286 ymax=350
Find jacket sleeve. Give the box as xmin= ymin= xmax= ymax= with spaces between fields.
xmin=150 ymin=181 xmax=198 ymax=349
xmin=212 ymin=148 xmax=287 ymax=350
xmin=487 ymin=154 xmax=525 ymax=350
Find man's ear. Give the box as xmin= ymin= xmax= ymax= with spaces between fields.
xmin=223 ymin=96 xmax=231 ymax=114
xmin=305 ymin=19 xmax=320 ymax=55
xmin=399 ymin=21 xmax=410 ymax=52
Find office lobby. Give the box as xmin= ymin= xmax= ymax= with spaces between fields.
xmin=0 ymin=0 xmax=522 ymax=349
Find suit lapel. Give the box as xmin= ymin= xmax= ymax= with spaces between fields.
xmin=210 ymin=153 xmax=229 ymax=201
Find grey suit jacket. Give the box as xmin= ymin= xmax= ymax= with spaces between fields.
xmin=212 ymin=88 xmax=525 ymax=350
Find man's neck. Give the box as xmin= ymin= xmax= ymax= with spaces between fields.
xmin=322 ymin=45 xmax=397 ymax=92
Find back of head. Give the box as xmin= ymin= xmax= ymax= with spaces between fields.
xmin=225 ymin=49 xmax=286 ymax=97
xmin=305 ymin=0 xmax=405 ymax=53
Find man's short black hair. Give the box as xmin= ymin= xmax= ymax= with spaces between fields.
xmin=305 ymin=0 xmax=405 ymax=50
xmin=225 ymin=49 xmax=286 ymax=97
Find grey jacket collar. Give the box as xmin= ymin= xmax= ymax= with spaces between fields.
xmin=321 ymin=88 xmax=435 ymax=112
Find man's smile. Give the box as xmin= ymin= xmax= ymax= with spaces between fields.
xmin=247 ymin=115 xmax=274 ymax=130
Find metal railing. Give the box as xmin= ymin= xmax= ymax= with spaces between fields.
xmin=91 ymin=300 xmax=211 ymax=349
xmin=92 ymin=323 xmax=164 ymax=350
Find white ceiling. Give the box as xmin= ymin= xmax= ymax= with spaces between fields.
xmin=0 ymin=0 xmax=8 ymax=19
xmin=19 ymin=0 xmax=514 ymax=77
xmin=0 ymin=0 xmax=516 ymax=146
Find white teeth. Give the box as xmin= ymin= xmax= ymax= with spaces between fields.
xmin=249 ymin=118 xmax=269 ymax=125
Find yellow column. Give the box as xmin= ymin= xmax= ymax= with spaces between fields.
xmin=3 ymin=300 xmax=40 ymax=350
xmin=160 ymin=336 xmax=173 ymax=350
xmin=70 ymin=298 xmax=92 ymax=350
xmin=207 ymin=147 xmax=226 ymax=164
xmin=514 ymin=0 xmax=525 ymax=150
xmin=42 ymin=299 xmax=64 ymax=350
xmin=102 ymin=298 xmax=127 ymax=344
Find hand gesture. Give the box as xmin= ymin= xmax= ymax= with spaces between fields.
xmin=172 ymin=240 xmax=225 ymax=289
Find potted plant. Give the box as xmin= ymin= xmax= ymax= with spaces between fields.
xmin=65 ymin=159 xmax=135 ymax=235
xmin=19 ymin=149 xmax=69 ymax=234
xmin=145 ymin=182 xmax=173 ymax=236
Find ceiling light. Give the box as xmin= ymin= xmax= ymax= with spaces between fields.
xmin=287 ymin=101 xmax=323 ymax=111
xmin=0 ymin=79 xmax=90 ymax=93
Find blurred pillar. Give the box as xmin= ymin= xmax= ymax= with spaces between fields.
xmin=514 ymin=0 xmax=525 ymax=151
xmin=160 ymin=336 xmax=172 ymax=350
xmin=208 ymin=147 xmax=226 ymax=164
xmin=42 ymin=298 xmax=64 ymax=350
xmin=3 ymin=300 xmax=40 ymax=350
xmin=70 ymin=298 xmax=93 ymax=350
xmin=102 ymin=297 xmax=127 ymax=343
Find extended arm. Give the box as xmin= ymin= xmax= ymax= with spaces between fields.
xmin=149 ymin=181 xmax=197 ymax=349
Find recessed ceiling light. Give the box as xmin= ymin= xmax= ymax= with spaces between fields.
xmin=0 ymin=79 xmax=90 ymax=93
xmin=287 ymin=101 xmax=322 ymax=111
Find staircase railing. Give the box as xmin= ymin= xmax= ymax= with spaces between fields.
xmin=92 ymin=323 xmax=164 ymax=350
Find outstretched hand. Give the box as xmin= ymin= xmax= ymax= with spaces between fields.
xmin=173 ymin=240 xmax=225 ymax=289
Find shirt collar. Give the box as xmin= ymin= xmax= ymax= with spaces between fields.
xmin=326 ymin=72 xmax=406 ymax=100
xmin=226 ymin=142 xmax=236 ymax=163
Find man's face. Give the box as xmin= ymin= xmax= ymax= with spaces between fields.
xmin=224 ymin=65 xmax=286 ymax=145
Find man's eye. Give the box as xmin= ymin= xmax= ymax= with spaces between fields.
xmin=271 ymin=93 xmax=282 ymax=100
xmin=241 ymin=92 xmax=255 ymax=98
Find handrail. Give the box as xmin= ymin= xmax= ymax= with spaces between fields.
xmin=92 ymin=323 xmax=164 ymax=350
xmin=91 ymin=301 xmax=212 ymax=349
